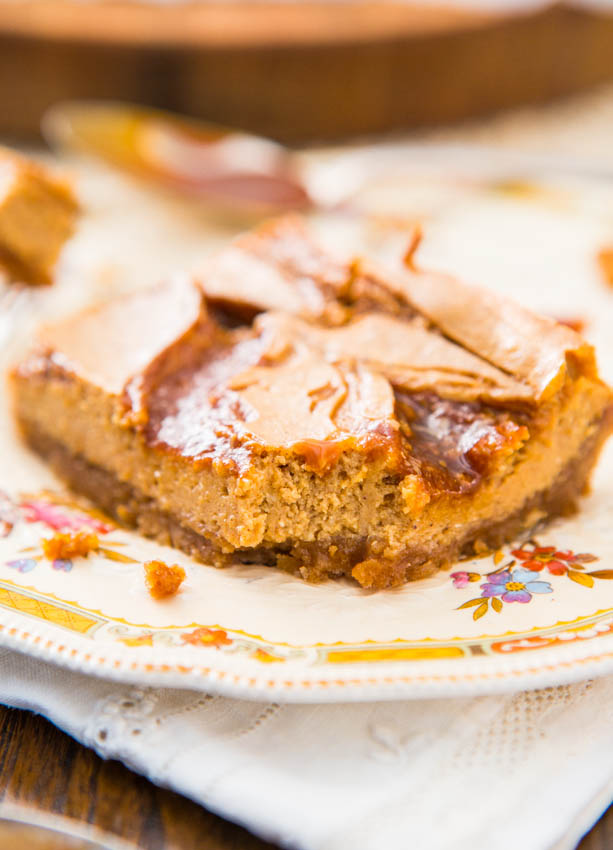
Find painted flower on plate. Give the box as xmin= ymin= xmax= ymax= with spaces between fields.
xmin=481 ymin=568 xmax=553 ymax=604
xmin=181 ymin=627 xmax=233 ymax=648
xmin=511 ymin=545 xmax=597 ymax=576
xmin=21 ymin=498 xmax=113 ymax=535
xmin=51 ymin=559 xmax=73 ymax=572
xmin=450 ymin=570 xmax=481 ymax=589
xmin=6 ymin=558 xmax=36 ymax=574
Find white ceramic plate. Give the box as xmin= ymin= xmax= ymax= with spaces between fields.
xmin=2 ymin=149 xmax=613 ymax=702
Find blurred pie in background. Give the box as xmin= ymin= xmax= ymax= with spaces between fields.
xmin=0 ymin=0 xmax=613 ymax=143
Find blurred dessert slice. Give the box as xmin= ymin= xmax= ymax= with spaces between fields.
xmin=0 ymin=147 xmax=78 ymax=285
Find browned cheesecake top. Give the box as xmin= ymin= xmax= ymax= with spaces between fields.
xmin=18 ymin=216 xmax=604 ymax=490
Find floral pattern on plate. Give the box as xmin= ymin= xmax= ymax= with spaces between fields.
xmin=452 ymin=544 xmax=613 ymax=621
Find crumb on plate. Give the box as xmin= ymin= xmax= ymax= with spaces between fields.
xmin=42 ymin=529 xmax=99 ymax=560
xmin=144 ymin=559 xmax=186 ymax=599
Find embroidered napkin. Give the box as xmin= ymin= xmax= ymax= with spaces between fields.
xmin=2 ymin=647 xmax=612 ymax=850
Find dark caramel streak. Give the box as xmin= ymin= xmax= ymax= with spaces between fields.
xmin=394 ymin=391 xmax=528 ymax=493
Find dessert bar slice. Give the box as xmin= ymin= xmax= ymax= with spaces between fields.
xmin=0 ymin=147 xmax=78 ymax=285
xmin=12 ymin=218 xmax=613 ymax=589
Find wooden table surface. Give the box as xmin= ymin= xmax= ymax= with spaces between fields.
xmin=0 ymin=704 xmax=610 ymax=850
xmin=2 ymin=3 xmax=613 ymax=143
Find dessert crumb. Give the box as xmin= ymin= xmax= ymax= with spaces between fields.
xmin=42 ymin=530 xmax=99 ymax=560
xmin=144 ymin=559 xmax=186 ymax=599
xmin=598 ymin=247 xmax=613 ymax=287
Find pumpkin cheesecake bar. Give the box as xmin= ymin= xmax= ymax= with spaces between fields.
xmin=0 ymin=148 xmax=78 ymax=285
xmin=12 ymin=218 xmax=613 ymax=589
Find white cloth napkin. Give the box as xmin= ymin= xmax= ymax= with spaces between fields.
xmin=1 ymin=648 xmax=612 ymax=850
